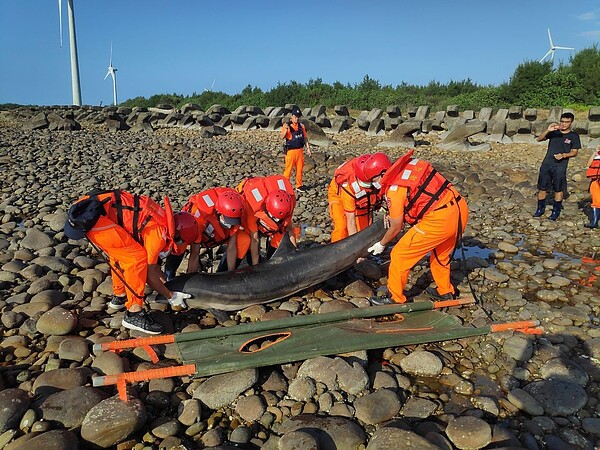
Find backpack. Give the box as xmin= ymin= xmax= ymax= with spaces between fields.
xmin=65 ymin=196 xmax=107 ymax=238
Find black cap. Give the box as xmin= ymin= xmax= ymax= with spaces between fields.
xmin=290 ymin=106 xmax=302 ymax=117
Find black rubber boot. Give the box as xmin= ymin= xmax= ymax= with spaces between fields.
xmin=585 ymin=208 xmax=600 ymax=229
xmin=533 ymin=199 xmax=546 ymax=217
xmin=549 ymin=201 xmax=562 ymax=221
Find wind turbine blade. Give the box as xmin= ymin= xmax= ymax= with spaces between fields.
xmin=547 ymin=28 xmax=554 ymax=48
xmin=109 ymin=41 xmax=113 ymax=66
xmin=58 ymin=0 xmax=63 ymax=47
xmin=540 ymin=49 xmax=553 ymax=63
xmin=211 ymin=79 xmax=216 ymax=90
xmin=104 ymin=72 xmax=110 ymax=80
xmin=554 ymin=46 xmax=575 ymax=50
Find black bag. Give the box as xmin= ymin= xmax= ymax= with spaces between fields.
xmin=64 ymin=197 xmax=106 ymax=239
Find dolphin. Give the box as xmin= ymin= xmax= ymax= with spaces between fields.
xmin=165 ymin=219 xmax=385 ymax=311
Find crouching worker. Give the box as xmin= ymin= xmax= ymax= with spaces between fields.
xmin=585 ymin=146 xmax=600 ymax=229
xmin=328 ymin=152 xmax=391 ymax=242
xmin=236 ymin=175 xmax=297 ymax=266
xmin=64 ymin=190 xmax=199 ymax=334
xmin=367 ymin=150 xmax=469 ymax=305
xmin=164 ymin=187 xmax=245 ymax=278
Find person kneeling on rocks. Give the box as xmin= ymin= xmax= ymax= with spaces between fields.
xmin=367 ymin=149 xmax=469 ymax=305
xmin=64 ymin=190 xmax=199 ymax=334
xmin=585 ymin=145 xmax=600 ymax=229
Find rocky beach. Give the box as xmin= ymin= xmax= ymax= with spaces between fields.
xmin=0 ymin=108 xmax=599 ymax=450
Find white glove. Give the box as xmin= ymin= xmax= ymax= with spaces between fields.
xmin=169 ymin=291 xmax=191 ymax=309
xmin=368 ymin=241 xmax=385 ymax=255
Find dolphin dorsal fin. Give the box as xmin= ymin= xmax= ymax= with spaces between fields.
xmin=271 ymin=232 xmax=296 ymax=259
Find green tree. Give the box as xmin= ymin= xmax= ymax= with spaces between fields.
xmin=569 ymin=45 xmax=600 ymax=104
xmin=501 ymin=60 xmax=553 ymax=105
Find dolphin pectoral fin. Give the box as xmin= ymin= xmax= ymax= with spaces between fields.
xmin=271 ymin=232 xmax=296 ymax=258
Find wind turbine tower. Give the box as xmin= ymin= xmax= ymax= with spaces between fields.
xmin=539 ymin=28 xmax=575 ymax=63
xmin=58 ymin=0 xmax=82 ymax=106
xmin=105 ymin=42 xmax=118 ymax=106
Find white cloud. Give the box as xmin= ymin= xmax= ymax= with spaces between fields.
xmin=577 ymin=11 xmax=597 ymax=21
xmin=580 ymin=30 xmax=600 ymax=40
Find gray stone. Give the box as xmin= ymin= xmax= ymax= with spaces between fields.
xmin=367 ymin=428 xmax=439 ymax=450
xmin=0 ymin=389 xmax=30 ymax=433
xmin=276 ymin=414 xmax=365 ymax=450
xmin=399 ymin=350 xmax=443 ymax=377
xmin=39 ymin=386 xmax=108 ymax=428
xmin=80 ymin=396 xmax=146 ymax=448
xmin=193 ymin=368 xmax=258 ymax=409
xmin=523 ymin=379 xmax=588 ymax=416
xmin=354 ymin=389 xmax=401 ymax=425
xmin=445 ymin=416 xmax=492 ymax=450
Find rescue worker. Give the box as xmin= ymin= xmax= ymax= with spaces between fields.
xmin=164 ymin=187 xmax=245 ymax=278
xmin=367 ymin=150 xmax=469 ymax=305
xmin=281 ymin=106 xmax=311 ymax=192
xmin=236 ymin=175 xmax=297 ymax=266
xmin=585 ymin=145 xmax=600 ymax=229
xmin=63 ymin=190 xmax=199 ymax=334
xmin=328 ymin=152 xmax=391 ymax=242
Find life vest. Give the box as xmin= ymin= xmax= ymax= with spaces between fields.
xmin=184 ymin=187 xmax=237 ymax=248
xmin=285 ymin=122 xmax=306 ymax=150
xmin=90 ymin=190 xmax=173 ymax=245
xmin=385 ymin=158 xmax=451 ymax=225
xmin=333 ymin=157 xmax=380 ymax=217
xmin=237 ymin=176 xmax=295 ymax=236
xmin=586 ymin=151 xmax=600 ymax=179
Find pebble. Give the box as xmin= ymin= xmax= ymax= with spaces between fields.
xmin=1 ymin=113 xmax=600 ymax=449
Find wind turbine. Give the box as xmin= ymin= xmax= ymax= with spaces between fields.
xmin=104 ymin=42 xmax=118 ymax=106
xmin=539 ymin=28 xmax=575 ymax=63
xmin=204 ymin=79 xmax=216 ymax=92
xmin=58 ymin=0 xmax=82 ymax=106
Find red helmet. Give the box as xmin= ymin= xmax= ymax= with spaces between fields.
xmin=354 ymin=154 xmax=372 ymax=183
xmin=215 ymin=189 xmax=243 ymax=225
xmin=264 ymin=190 xmax=293 ymax=220
xmin=363 ymin=153 xmax=392 ymax=181
xmin=174 ymin=211 xmax=199 ymax=244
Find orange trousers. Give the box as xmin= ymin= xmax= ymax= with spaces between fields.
xmin=591 ymin=179 xmax=600 ymax=208
xmin=328 ymin=179 xmax=371 ymax=243
xmin=283 ymin=148 xmax=304 ymax=188
xmin=87 ymin=216 xmax=147 ymax=309
xmin=388 ymin=196 xmax=469 ymax=303
xmin=328 ymin=199 xmax=372 ymax=242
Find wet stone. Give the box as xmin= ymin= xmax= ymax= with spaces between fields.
xmin=399 ymin=350 xmax=443 ymax=377
xmin=523 ymin=380 xmax=588 ymax=416
xmin=354 ymin=389 xmax=401 ymax=425
xmin=445 ymin=416 xmax=492 ymax=450
xmin=366 ymin=428 xmax=439 ymax=450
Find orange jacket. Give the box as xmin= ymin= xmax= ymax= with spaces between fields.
xmin=237 ymin=175 xmax=296 ymax=235
xmin=331 ymin=156 xmax=381 ymax=216
xmin=384 ymin=159 xmax=452 ymax=225
xmin=183 ymin=187 xmax=241 ymax=248
xmin=88 ymin=190 xmax=173 ymax=246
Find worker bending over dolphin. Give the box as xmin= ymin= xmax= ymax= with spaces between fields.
xmin=64 ymin=190 xmax=198 ymax=334
xmin=328 ymin=152 xmax=391 ymax=242
xmin=164 ymin=187 xmax=246 ymax=278
xmin=236 ymin=175 xmax=297 ymax=265
xmin=367 ymin=150 xmax=468 ymax=304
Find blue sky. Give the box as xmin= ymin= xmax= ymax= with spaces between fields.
xmin=1 ymin=1 xmax=600 ymax=106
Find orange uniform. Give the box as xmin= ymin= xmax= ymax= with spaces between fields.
xmin=328 ymin=156 xmax=381 ymax=242
xmin=85 ymin=191 xmax=172 ymax=309
xmin=282 ymin=122 xmax=308 ymax=189
xmin=380 ymin=155 xmax=468 ymax=303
